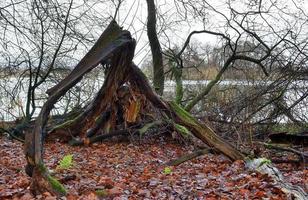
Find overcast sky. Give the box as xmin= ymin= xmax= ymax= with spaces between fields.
xmin=109 ymin=0 xmax=308 ymax=65
xmin=1 ymin=0 xmax=308 ymax=67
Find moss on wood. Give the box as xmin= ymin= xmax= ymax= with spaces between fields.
xmin=173 ymin=123 xmax=191 ymax=137
xmin=46 ymin=175 xmax=67 ymax=195
xmin=169 ymin=101 xmax=197 ymax=126
xmin=37 ymin=162 xmax=67 ymax=196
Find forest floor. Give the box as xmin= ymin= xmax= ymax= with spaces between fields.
xmin=0 ymin=134 xmax=307 ymax=200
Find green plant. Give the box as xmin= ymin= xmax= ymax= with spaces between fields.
xmin=163 ymin=167 xmax=172 ymax=175
xmin=258 ymin=158 xmax=272 ymax=168
xmin=57 ymin=154 xmax=73 ymax=170
xmin=95 ymin=189 xmax=107 ymax=197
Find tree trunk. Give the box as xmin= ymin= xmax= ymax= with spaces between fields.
xmin=25 ymin=20 xmax=244 ymax=196
xmin=129 ymin=64 xmax=244 ymax=161
xmin=24 ymin=21 xmax=136 ymax=196
xmin=145 ymin=0 xmax=164 ymax=95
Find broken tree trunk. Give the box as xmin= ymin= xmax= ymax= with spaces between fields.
xmin=24 ymin=21 xmax=136 ymax=196
xmin=25 ymin=20 xmax=244 ymax=196
xmin=128 ymin=64 xmax=245 ymax=160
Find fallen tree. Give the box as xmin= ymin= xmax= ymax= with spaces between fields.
xmin=24 ymin=21 xmax=307 ymax=199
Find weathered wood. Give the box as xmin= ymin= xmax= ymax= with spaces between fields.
xmin=46 ymin=20 xmax=129 ymax=96
xmin=262 ymin=142 xmax=308 ymax=160
xmin=269 ymin=132 xmax=308 ymax=146
xmin=247 ymin=158 xmax=308 ymax=199
xmin=25 ymin=20 xmax=248 ymax=196
xmin=24 ymin=21 xmax=136 ymax=196
xmin=69 ymin=130 xmax=128 ymax=146
xmin=86 ymin=108 xmax=111 ymax=138
xmin=168 ymin=102 xmax=245 ymax=161
xmin=30 ymin=164 xmax=67 ymax=196
xmin=128 ymin=64 xmax=245 ymax=161
xmin=165 ymin=148 xmax=211 ymax=166
xmin=67 ymin=43 xmax=135 ymax=135
xmin=129 ymin=64 xmax=168 ymax=110
xmin=70 ymin=120 xmax=165 ymax=146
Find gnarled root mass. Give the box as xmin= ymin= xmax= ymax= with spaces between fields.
xmin=24 ymin=20 xmax=244 ymax=196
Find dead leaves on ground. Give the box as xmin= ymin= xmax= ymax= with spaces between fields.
xmin=0 ymin=135 xmax=306 ymax=199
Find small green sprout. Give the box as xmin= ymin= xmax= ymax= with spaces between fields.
xmin=258 ymin=158 xmax=272 ymax=168
xmin=96 ymin=189 xmax=108 ymax=197
xmin=163 ymin=167 xmax=172 ymax=175
xmin=57 ymin=154 xmax=73 ymax=170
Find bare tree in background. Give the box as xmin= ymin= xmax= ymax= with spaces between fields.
xmin=0 ymin=0 xmax=113 ymax=136
xmin=161 ymin=0 xmax=308 ymax=128
xmin=0 ymin=0 xmax=307 ymax=197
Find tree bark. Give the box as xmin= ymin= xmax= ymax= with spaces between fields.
xmin=129 ymin=64 xmax=245 ymax=161
xmin=166 ymin=148 xmax=211 ymax=166
xmin=24 ymin=21 xmax=136 ymax=196
xmin=145 ymin=0 xmax=164 ymax=95
xmin=25 ymin=20 xmax=245 ymax=196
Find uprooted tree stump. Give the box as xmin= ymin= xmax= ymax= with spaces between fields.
xmin=24 ymin=20 xmax=244 ymax=196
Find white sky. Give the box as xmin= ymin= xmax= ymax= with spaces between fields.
xmin=1 ymin=0 xmax=308 ymax=67
xmin=116 ymin=0 xmax=221 ymax=65
xmin=112 ymin=0 xmax=308 ymax=65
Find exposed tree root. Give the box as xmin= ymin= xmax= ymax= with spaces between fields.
xmin=271 ymin=158 xmax=302 ymax=164
xmin=262 ymin=142 xmax=308 ymax=161
xmin=69 ymin=120 xmax=167 ymax=146
xmin=247 ymin=158 xmax=308 ymax=200
xmin=24 ymin=21 xmax=136 ymax=196
xmin=69 ymin=130 xmax=128 ymax=146
xmin=128 ymin=64 xmax=245 ymax=161
xmin=165 ymin=148 xmax=212 ymax=166
xmin=22 ymin=20 xmax=258 ymax=196
xmin=30 ymin=164 xmax=66 ymax=197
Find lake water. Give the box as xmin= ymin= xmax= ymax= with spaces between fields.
xmin=1 ymin=77 xmax=307 ymax=124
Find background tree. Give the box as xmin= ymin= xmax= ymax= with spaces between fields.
xmin=145 ymin=0 xmax=164 ymax=95
xmin=0 ymin=0 xmax=113 ymax=136
xmin=158 ymin=0 xmax=308 ymax=131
